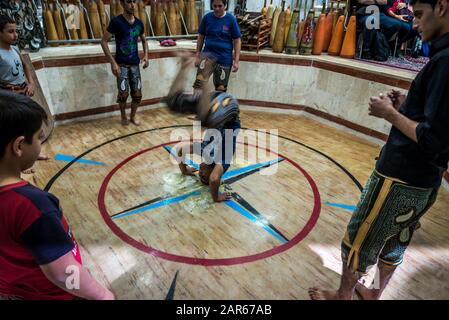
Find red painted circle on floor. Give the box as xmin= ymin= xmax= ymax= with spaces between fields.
xmin=98 ymin=140 xmax=321 ymax=265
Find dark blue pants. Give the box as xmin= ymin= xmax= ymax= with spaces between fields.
xmin=359 ymin=13 xmax=412 ymax=43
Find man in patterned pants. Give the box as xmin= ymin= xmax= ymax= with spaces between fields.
xmin=309 ymin=0 xmax=449 ymax=300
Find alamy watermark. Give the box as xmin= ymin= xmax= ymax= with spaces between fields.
xmin=363 ymin=5 xmax=381 ymax=30
xmin=65 ymin=265 xmax=80 ymax=290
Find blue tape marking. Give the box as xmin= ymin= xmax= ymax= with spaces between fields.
xmin=113 ymin=190 xmax=201 ymax=220
xmin=163 ymin=145 xmax=200 ymax=170
xmin=222 ymin=158 xmax=284 ymax=180
xmin=225 ymin=200 xmax=288 ymax=244
xmin=324 ymin=202 xmax=357 ymax=212
xmin=54 ymin=154 xmax=106 ymax=166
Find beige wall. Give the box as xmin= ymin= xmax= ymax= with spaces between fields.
xmin=36 ymin=57 xmax=402 ymax=136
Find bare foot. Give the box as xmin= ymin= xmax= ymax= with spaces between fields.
xmin=355 ymin=282 xmax=380 ymax=300
xmin=121 ymin=118 xmax=129 ymax=126
xmin=38 ymin=155 xmax=49 ymax=161
xmin=22 ymin=168 xmax=35 ymax=174
xmin=130 ymin=118 xmax=140 ymax=126
xmin=308 ymin=287 xmax=343 ymax=300
xmin=187 ymin=115 xmax=200 ymax=121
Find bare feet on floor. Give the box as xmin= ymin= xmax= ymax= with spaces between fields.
xmin=308 ymin=288 xmax=346 ymax=300
xmin=22 ymin=155 xmax=48 ymax=174
xmin=130 ymin=117 xmax=140 ymax=126
xmin=355 ymin=282 xmax=380 ymax=300
xmin=22 ymin=168 xmax=35 ymax=174
xmin=187 ymin=115 xmax=200 ymax=121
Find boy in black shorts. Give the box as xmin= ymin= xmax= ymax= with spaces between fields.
xmin=101 ymin=0 xmax=149 ymax=126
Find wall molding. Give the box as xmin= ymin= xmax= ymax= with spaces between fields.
xmin=37 ymin=49 xmax=404 ymax=142
xmin=32 ymin=50 xmax=413 ymax=90
xmin=54 ymin=96 xmax=389 ymax=143
xmin=53 ymin=97 xmax=163 ymax=121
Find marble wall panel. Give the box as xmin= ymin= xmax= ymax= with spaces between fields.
xmin=36 ymin=58 xmax=407 ymax=137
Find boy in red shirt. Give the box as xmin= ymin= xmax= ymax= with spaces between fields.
xmin=0 ymin=90 xmax=114 ymax=300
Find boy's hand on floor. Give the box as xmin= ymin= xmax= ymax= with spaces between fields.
xmin=183 ymin=166 xmax=198 ymax=176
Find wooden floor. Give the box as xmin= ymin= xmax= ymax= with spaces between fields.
xmin=29 ymin=107 xmax=449 ymax=300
